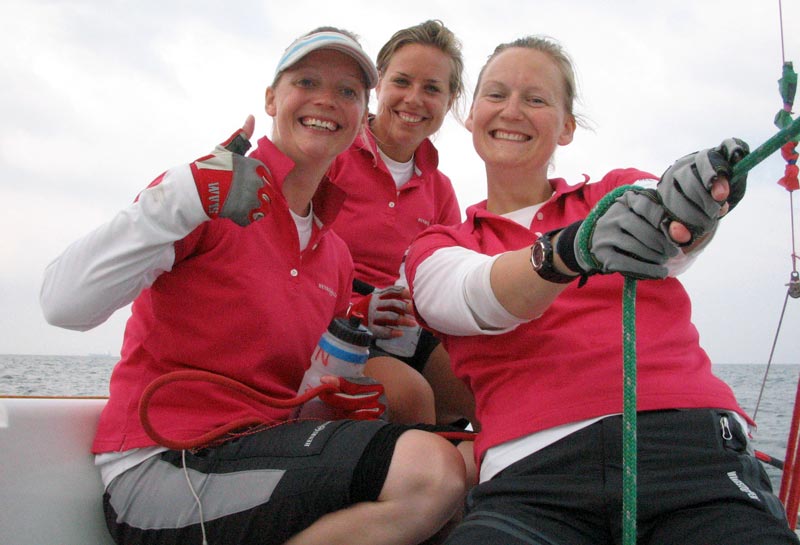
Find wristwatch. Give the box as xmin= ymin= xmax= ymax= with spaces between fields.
xmin=530 ymin=233 xmax=579 ymax=284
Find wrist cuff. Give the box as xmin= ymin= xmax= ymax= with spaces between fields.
xmin=555 ymin=220 xmax=592 ymax=287
xmin=554 ymin=220 xmax=583 ymax=274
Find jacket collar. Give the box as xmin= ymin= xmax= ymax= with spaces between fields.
xmin=250 ymin=136 xmax=347 ymax=227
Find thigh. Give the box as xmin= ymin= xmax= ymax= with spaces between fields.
xmin=447 ymin=424 xmax=612 ymax=545
xmin=636 ymin=410 xmax=799 ymax=545
xmin=444 ymin=510 xmax=567 ymax=545
xmin=646 ymin=502 xmax=799 ymax=545
xmin=105 ymin=419 xmax=392 ymax=545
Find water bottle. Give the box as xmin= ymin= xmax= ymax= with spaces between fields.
xmin=295 ymin=316 xmax=372 ymax=419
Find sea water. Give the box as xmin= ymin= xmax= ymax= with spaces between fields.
xmin=1 ymin=354 xmax=798 ymax=490
xmin=0 ymin=354 xmax=117 ymax=397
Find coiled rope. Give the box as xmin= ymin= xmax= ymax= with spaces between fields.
xmin=138 ymin=369 xmax=475 ymax=451
xmin=139 ymin=370 xmax=340 ymax=450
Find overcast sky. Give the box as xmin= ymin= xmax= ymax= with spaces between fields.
xmin=1 ymin=0 xmax=798 ymax=365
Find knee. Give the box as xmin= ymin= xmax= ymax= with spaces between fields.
xmin=417 ymin=433 xmax=467 ymax=504
xmin=385 ymin=430 xmax=467 ymax=520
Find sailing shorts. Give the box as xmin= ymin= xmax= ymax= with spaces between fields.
xmin=103 ymin=418 xmax=404 ymax=545
xmin=369 ymin=327 xmax=440 ymax=374
xmin=445 ymin=409 xmax=800 ymax=545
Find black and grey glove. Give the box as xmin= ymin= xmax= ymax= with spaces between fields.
xmin=657 ymin=137 xmax=749 ymax=242
xmin=557 ymin=186 xmax=679 ymax=281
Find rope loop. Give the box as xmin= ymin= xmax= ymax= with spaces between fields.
xmin=138 ymin=370 xmax=338 ymax=450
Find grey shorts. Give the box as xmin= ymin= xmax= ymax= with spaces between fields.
xmin=103 ymin=418 xmax=403 ymax=545
xmin=445 ymin=409 xmax=799 ymax=545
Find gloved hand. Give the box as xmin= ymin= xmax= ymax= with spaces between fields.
xmin=318 ymin=376 xmax=387 ymax=420
xmin=559 ymin=186 xmax=679 ymax=281
xmin=190 ymin=115 xmax=275 ymax=226
xmin=657 ymin=137 xmax=749 ymax=243
xmin=348 ymin=285 xmax=416 ymax=339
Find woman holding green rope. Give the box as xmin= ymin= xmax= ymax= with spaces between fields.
xmin=404 ymin=35 xmax=800 ymax=545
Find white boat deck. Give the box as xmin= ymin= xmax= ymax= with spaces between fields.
xmin=0 ymin=397 xmax=114 ymax=545
xmin=3 ymin=396 xmax=800 ymax=543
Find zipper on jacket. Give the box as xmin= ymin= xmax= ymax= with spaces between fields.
xmin=720 ymin=415 xmax=733 ymax=441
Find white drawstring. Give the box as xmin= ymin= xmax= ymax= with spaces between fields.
xmin=182 ymin=449 xmax=208 ymax=545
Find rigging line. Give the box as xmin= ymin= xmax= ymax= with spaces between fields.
xmin=754 ymin=195 xmax=799 ymax=420
xmin=792 ymin=191 xmax=798 ymax=273
xmin=754 ymin=1 xmax=796 ymax=422
xmin=779 ymin=0 xmax=786 ymax=65
xmin=753 ymin=288 xmax=791 ymax=421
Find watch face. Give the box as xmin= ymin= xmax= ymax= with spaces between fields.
xmin=532 ymin=241 xmax=546 ymax=269
xmin=531 ymin=233 xmax=576 ymax=284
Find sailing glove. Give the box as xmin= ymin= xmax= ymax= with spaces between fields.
xmin=190 ymin=128 xmax=275 ymax=226
xmin=348 ymin=285 xmax=415 ymax=339
xmin=557 ymin=186 xmax=680 ymax=281
xmin=657 ymin=137 xmax=749 ymax=242
xmin=318 ymin=376 xmax=387 ymax=420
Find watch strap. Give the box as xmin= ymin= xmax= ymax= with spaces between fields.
xmin=531 ymin=231 xmax=578 ymax=284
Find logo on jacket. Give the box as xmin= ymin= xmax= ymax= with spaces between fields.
xmin=727 ymin=471 xmax=760 ymax=501
xmin=304 ymin=422 xmax=331 ymax=447
xmin=318 ymin=283 xmax=337 ymax=298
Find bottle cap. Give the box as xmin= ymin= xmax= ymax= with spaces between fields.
xmin=327 ymin=316 xmax=372 ymax=347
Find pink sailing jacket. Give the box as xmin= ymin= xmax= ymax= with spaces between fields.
xmin=405 ymin=169 xmax=748 ymax=464
xmin=328 ymin=129 xmax=461 ymax=296
xmin=42 ymin=136 xmax=354 ymax=453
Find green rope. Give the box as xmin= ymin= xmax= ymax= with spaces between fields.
xmin=571 ymin=118 xmax=800 ymax=543
xmin=621 ymin=277 xmax=638 ymax=545
xmin=575 ymin=185 xmax=640 ymax=545
xmin=733 ymin=115 xmax=800 ymax=176
xmin=574 ymin=185 xmax=634 ymax=269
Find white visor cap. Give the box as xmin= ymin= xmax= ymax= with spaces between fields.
xmin=274 ymin=31 xmax=378 ymax=89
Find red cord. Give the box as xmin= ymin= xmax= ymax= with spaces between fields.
xmin=138 ymin=370 xmax=338 ymax=450
xmin=436 ymin=430 xmax=478 ymax=442
xmin=138 ymin=370 xmax=477 ymax=451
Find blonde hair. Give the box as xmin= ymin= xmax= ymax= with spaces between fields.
xmin=474 ymin=36 xmax=588 ymax=128
xmin=376 ymin=20 xmax=466 ymax=122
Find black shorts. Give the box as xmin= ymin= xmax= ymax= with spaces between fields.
xmin=369 ymin=327 xmax=440 ymax=374
xmin=103 ymin=419 xmax=406 ymax=545
xmin=445 ymin=409 xmax=799 ymax=545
